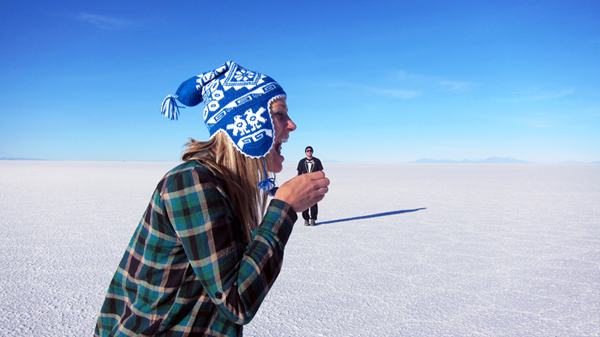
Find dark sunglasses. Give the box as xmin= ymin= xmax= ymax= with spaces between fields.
xmin=306 ymin=149 xmax=313 ymax=152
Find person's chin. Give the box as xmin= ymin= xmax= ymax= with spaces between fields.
xmin=266 ymin=144 xmax=286 ymax=172
xmin=266 ymin=156 xmax=283 ymax=173
xmin=270 ymin=162 xmax=283 ymax=173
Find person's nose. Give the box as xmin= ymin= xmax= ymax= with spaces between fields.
xmin=287 ymin=118 xmax=297 ymax=131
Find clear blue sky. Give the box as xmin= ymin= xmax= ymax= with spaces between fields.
xmin=1 ymin=0 xmax=599 ymax=163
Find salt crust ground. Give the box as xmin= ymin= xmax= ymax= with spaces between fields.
xmin=0 ymin=161 xmax=598 ymax=336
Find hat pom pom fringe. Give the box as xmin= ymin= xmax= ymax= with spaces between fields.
xmin=258 ymin=157 xmax=278 ymax=196
xmin=161 ymin=95 xmax=184 ymax=120
xmin=258 ymin=177 xmax=278 ymax=197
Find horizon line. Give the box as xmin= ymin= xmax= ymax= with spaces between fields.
xmin=1 ymin=157 xmax=599 ymax=165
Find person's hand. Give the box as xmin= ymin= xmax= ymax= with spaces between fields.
xmin=274 ymin=171 xmax=329 ymax=213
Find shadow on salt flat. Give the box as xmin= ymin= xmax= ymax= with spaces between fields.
xmin=315 ymin=208 xmax=426 ymax=226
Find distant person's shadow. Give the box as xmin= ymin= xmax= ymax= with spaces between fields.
xmin=315 ymin=208 xmax=426 ymax=226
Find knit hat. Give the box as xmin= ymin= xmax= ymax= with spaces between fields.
xmin=160 ymin=61 xmax=286 ymax=159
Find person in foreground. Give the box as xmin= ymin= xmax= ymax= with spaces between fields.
xmin=297 ymin=146 xmax=324 ymax=226
xmin=95 ymin=61 xmax=329 ymax=337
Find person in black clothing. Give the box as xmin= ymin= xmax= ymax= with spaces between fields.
xmin=297 ymin=146 xmax=324 ymax=225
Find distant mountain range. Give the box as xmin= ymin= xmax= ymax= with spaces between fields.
xmin=410 ymin=157 xmax=535 ymax=164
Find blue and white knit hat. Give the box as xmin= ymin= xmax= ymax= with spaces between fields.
xmin=160 ymin=61 xmax=286 ymax=159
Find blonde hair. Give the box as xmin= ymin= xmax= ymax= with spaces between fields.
xmin=181 ymin=131 xmax=270 ymax=242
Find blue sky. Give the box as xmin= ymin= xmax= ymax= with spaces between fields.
xmin=1 ymin=0 xmax=599 ymax=163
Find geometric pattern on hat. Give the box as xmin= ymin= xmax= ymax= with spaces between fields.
xmin=160 ymin=61 xmax=286 ymax=158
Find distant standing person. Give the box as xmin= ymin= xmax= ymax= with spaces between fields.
xmin=297 ymin=146 xmax=324 ymax=225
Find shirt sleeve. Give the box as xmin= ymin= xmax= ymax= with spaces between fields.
xmin=316 ymin=158 xmax=324 ymax=171
xmin=161 ymin=165 xmax=297 ymax=325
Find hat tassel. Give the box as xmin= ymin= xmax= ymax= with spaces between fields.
xmin=258 ymin=158 xmax=278 ymax=196
xmin=160 ymin=95 xmax=184 ymax=120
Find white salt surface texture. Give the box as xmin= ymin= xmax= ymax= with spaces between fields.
xmin=0 ymin=161 xmax=598 ymax=336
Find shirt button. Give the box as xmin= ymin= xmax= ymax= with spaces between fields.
xmin=215 ymin=292 xmax=222 ymax=299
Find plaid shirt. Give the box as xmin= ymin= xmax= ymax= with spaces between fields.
xmin=95 ymin=161 xmax=297 ymax=336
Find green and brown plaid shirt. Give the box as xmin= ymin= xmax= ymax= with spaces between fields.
xmin=95 ymin=161 xmax=297 ymax=336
